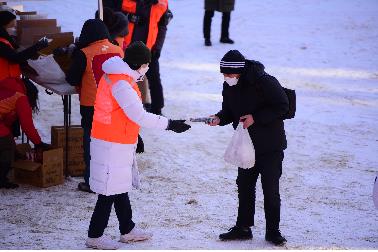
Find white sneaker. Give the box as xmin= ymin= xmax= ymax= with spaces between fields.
xmin=119 ymin=227 xmax=152 ymax=243
xmin=85 ymin=236 xmax=120 ymax=250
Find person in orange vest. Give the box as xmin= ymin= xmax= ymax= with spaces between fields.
xmin=0 ymin=6 xmax=49 ymax=82
xmin=66 ymin=19 xmax=124 ymax=193
xmin=0 ymin=78 xmax=50 ymax=189
xmin=104 ymin=0 xmax=172 ymax=116
xmin=85 ymin=41 xmax=190 ymax=249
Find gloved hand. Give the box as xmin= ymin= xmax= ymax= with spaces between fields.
xmin=166 ymin=120 xmax=191 ymax=133
xmin=34 ymin=142 xmax=51 ymax=162
xmin=34 ymin=37 xmax=50 ymax=51
xmin=136 ymin=134 xmax=144 ymax=153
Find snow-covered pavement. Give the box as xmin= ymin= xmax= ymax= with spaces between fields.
xmin=1 ymin=0 xmax=377 ymax=249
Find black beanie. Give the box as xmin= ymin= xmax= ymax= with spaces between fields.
xmin=0 ymin=8 xmax=16 ymax=27
xmin=108 ymin=12 xmax=129 ymax=38
xmin=95 ymin=8 xmax=129 ymax=38
xmin=220 ymin=50 xmax=246 ymax=74
xmin=124 ymin=41 xmax=151 ymax=70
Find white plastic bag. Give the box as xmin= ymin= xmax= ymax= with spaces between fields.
xmin=224 ymin=123 xmax=255 ymax=169
xmin=28 ymin=54 xmax=66 ymax=84
xmin=373 ymin=173 xmax=378 ymax=210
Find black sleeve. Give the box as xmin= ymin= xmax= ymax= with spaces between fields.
xmin=0 ymin=43 xmax=40 ymax=64
xmin=252 ymin=76 xmax=289 ymax=125
xmin=152 ymin=10 xmax=168 ymax=53
xmin=103 ymin=0 xmax=123 ymax=11
xmin=65 ymin=49 xmax=87 ymax=86
xmin=216 ymin=87 xmax=234 ymax=126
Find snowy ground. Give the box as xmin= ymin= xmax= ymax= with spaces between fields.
xmin=1 ymin=0 xmax=378 ymax=249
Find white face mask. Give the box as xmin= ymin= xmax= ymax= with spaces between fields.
xmin=224 ymin=77 xmax=239 ymax=86
xmin=136 ymin=65 xmax=149 ymax=81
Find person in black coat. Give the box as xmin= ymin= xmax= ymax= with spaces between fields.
xmin=208 ymin=50 xmax=289 ymax=246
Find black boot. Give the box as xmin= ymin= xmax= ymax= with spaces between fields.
xmin=265 ymin=230 xmax=287 ymax=246
xmin=219 ymin=226 xmax=252 ymax=241
xmin=220 ymin=37 xmax=234 ymax=44
xmin=205 ymin=38 xmax=212 ymax=46
xmin=0 ymin=181 xmax=19 ymax=189
xmin=78 ymin=182 xmax=94 ymax=193
xmin=136 ymin=134 xmax=144 ymax=154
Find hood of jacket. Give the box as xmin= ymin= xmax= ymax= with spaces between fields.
xmin=102 ymin=56 xmax=141 ymax=82
xmin=77 ymin=19 xmax=110 ymax=49
xmin=239 ymin=59 xmax=266 ymax=86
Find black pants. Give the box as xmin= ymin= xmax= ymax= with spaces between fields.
xmin=80 ymin=106 xmax=94 ymax=185
xmin=203 ymin=10 xmax=231 ymax=40
xmin=88 ymin=193 xmax=135 ymax=238
xmin=236 ymin=151 xmax=284 ymax=232
xmin=146 ymin=56 xmax=164 ymax=115
xmin=0 ymin=135 xmax=15 ymax=184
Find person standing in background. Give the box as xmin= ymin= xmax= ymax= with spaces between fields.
xmin=66 ymin=19 xmax=124 ymax=193
xmin=203 ymin=0 xmax=235 ymax=46
xmin=104 ymin=0 xmax=172 ymax=116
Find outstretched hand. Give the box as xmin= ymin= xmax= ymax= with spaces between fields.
xmin=207 ymin=115 xmax=220 ymax=126
xmin=167 ymin=119 xmax=191 ymax=133
xmin=240 ymin=114 xmax=254 ymax=129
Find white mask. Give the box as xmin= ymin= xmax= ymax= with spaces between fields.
xmin=224 ymin=77 xmax=238 ymax=86
xmin=136 ymin=65 xmax=149 ymax=81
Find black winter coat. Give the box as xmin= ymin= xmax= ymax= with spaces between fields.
xmin=216 ymin=60 xmax=289 ymax=155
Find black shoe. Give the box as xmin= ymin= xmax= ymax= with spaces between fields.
xmin=265 ymin=230 xmax=287 ymax=246
xmin=0 ymin=181 xmax=19 ymax=189
xmin=78 ymin=182 xmax=94 ymax=193
xmin=220 ymin=37 xmax=234 ymax=44
xmin=205 ymin=38 xmax=212 ymax=46
xmin=136 ymin=134 xmax=144 ymax=154
xmin=219 ymin=226 xmax=252 ymax=241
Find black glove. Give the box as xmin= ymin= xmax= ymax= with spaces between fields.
xmin=136 ymin=134 xmax=144 ymax=154
xmin=34 ymin=37 xmax=49 ymax=51
xmin=35 ymin=142 xmax=51 ymax=151
xmin=166 ymin=119 xmax=191 ymax=133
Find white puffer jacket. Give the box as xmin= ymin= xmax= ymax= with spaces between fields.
xmin=89 ymin=56 xmax=169 ymax=196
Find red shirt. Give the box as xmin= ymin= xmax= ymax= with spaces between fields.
xmin=0 ymin=78 xmax=41 ymax=144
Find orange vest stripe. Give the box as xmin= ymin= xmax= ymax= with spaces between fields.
xmin=0 ymin=38 xmax=21 ymax=81
xmin=122 ymin=0 xmax=168 ymax=49
xmin=80 ymin=39 xmax=124 ymax=106
xmin=91 ymin=73 xmax=142 ymax=144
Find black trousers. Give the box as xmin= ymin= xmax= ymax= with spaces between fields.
xmin=80 ymin=106 xmax=94 ymax=185
xmin=0 ymin=135 xmax=15 ymax=184
xmin=146 ymin=56 xmax=164 ymax=114
xmin=236 ymin=151 xmax=284 ymax=232
xmin=203 ymin=10 xmax=231 ymax=40
xmin=88 ymin=193 xmax=135 ymax=238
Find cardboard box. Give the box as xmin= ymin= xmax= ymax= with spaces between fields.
xmin=51 ymin=125 xmax=85 ymax=176
xmin=18 ymin=26 xmax=61 ymax=46
xmin=13 ymin=144 xmax=64 ymax=188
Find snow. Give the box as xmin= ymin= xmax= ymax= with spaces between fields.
xmin=1 ymin=0 xmax=378 ymax=249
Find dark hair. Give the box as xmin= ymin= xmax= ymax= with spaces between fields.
xmin=23 ymin=78 xmax=39 ymax=114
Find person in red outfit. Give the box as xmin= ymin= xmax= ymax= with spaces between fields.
xmin=0 ymin=78 xmax=49 ymax=189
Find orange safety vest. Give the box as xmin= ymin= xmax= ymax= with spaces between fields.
xmin=0 ymin=38 xmax=21 ymax=81
xmin=122 ymin=0 xmax=168 ymax=50
xmin=80 ymin=39 xmax=124 ymax=106
xmin=91 ymin=73 xmax=142 ymax=144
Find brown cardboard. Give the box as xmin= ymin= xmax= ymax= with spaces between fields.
xmin=13 ymin=144 xmax=64 ymax=188
xmin=18 ymin=26 xmax=61 ymax=46
xmin=17 ymin=19 xmax=57 ymax=29
xmin=51 ymin=125 xmax=85 ymax=176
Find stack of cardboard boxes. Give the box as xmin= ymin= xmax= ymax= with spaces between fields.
xmin=51 ymin=126 xmax=85 ymax=177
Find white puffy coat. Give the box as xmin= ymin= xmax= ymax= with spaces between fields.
xmin=89 ymin=56 xmax=169 ymax=196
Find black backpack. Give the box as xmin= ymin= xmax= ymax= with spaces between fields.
xmin=256 ymin=74 xmax=296 ymax=120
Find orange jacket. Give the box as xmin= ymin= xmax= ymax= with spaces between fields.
xmin=91 ymin=73 xmax=141 ymax=144
xmin=79 ymin=39 xmax=124 ymax=106
xmin=122 ymin=0 xmax=168 ymax=50
xmin=0 ymin=38 xmax=21 ymax=81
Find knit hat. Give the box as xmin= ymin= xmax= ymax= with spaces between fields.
xmin=124 ymin=41 xmax=151 ymax=70
xmin=0 ymin=6 xmax=16 ymax=26
xmin=220 ymin=50 xmax=246 ymax=74
xmin=95 ymin=8 xmax=129 ymax=38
